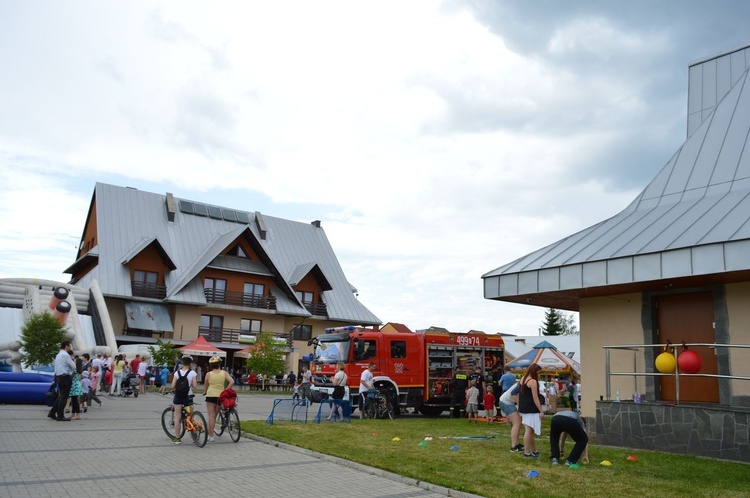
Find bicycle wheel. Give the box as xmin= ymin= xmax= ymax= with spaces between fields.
xmin=214 ymin=411 xmax=225 ymax=436
xmin=227 ymin=408 xmax=241 ymax=443
xmin=364 ymin=399 xmax=377 ymax=420
xmin=385 ymin=403 xmax=395 ymax=420
xmin=190 ymin=410 xmax=208 ymax=447
xmin=161 ymin=406 xmax=185 ymax=439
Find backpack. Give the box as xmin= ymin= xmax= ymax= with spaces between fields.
xmin=174 ymin=369 xmax=190 ymax=397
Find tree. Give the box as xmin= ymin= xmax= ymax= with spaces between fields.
xmin=245 ymin=331 xmax=286 ymax=377
xmin=540 ymin=308 xmax=564 ymax=336
xmin=559 ymin=311 xmax=579 ymax=336
xmin=148 ymin=338 xmax=180 ymax=367
xmin=19 ymin=312 xmax=68 ymax=369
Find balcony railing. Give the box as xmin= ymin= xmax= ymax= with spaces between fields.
xmin=199 ymin=327 xmax=291 ymax=346
xmin=303 ymin=302 xmax=328 ymax=316
xmin=131 ymin=281 xmax=167 ymax=300
xmin=204 ymin=289 xmax=277 ymax=310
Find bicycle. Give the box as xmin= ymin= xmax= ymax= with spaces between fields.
xmin=213 ymin=402 xmax=241 ymax=442
xmin=161 ymin=395 xmax=208 ymax=447
xmin=363 ymin=388 xmax=395 ymax=420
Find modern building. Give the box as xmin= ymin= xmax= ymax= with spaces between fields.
xmin=483 ymin=44 xmax=750 ymax=462
xmin=65 ymin=182 xmax=381 ymax=372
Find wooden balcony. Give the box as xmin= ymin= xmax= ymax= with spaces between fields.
xmin=303 ymin=302 xmax=328 ymax=316
xmin=203 ymin=289 xmax=277 ymax=310
xmin=199 ymin=327 xmax=291 ymax=346
xmin=131 ymin=281 xmax=167 ymax=300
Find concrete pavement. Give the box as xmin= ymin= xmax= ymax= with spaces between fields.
xmin=0 ymin=391 xmax=480 ymax=498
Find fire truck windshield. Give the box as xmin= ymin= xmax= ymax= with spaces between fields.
xmin=313 ymin=339 xmax=350 ymax=364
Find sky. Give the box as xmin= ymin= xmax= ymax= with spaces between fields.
xmin=2 ymin=1 xmax=750 ymax=336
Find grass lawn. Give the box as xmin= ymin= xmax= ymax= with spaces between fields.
xmin=242 ymin=415 xmax=750 ymax=498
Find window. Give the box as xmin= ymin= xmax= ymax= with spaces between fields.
xmin=228 ymin=244 xmax=248 ymax=258
xmin=292 ymin=324 xmax=312 ymax=341
xmin=296 ymin=291 xmax=314 ymax=304
xmin=134 ymin=270 xmax=158 ymax=284
xmin=355 ymin=340 xmax=377 ymax=361
xmin=391 ymin=340 xmax=407 ymax=359
xmin=243 ymin=282 xmax=265 ymax=307
xmin=204 ymin=277 xmax=227 ymax=303
xmin=200 ymin=315 xmax=224 ymax=342
xmin=240 ymin=318 xmax=262 ymax=333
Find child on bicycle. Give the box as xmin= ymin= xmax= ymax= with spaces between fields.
xmin=171 ymin=355 xmax=198 ymax=444
xmin=204 ymin=355 xmax=234 ymax=442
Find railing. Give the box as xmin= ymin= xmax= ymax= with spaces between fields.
xmin=131 ymin=281 xmax=167 ymax=299
xmin=199 ymin=327 xmax=291 ymax=346
xmin=603 ymin=342 xmax=750 ymax=404
xmin=203 ymin=289 xmax=277 ymax=310
xmin=303 ymin=302 xmax=327 ymax=316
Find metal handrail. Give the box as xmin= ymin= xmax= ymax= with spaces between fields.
xmin=603 ymin=342 xmax=750 ymax=404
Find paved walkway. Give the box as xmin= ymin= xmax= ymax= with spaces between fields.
xmin=0 ymin=391 xmax=478 ymax=498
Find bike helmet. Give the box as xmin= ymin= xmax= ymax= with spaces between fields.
xmin=209 ymin=355 xmax=221 ymax=364
xmin=181 ymin=355 xmax=193 ymax=363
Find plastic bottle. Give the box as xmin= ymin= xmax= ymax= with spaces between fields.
xmin=615 ymin=388 xmax=621 ymax=402
xmin=633 ymin=388 xmax=639 ymax=402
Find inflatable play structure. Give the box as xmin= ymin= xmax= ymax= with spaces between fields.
xmin=0 ymin=278 xmax=117 ymax=404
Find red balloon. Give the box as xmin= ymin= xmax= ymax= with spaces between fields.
xmin=678 ymin=350 xmax=702 ymax=374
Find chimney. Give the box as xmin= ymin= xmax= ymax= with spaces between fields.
xmin=254 ymin=211 xmax=267 ymax=240
xmin=165 ymin=193 xmax=177 ymax=222
xmin=311 ymin=220 xmax=321 ymax=228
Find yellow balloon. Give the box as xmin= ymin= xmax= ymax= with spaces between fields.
xmin=655 ymin=352 xmax=676 ymax=374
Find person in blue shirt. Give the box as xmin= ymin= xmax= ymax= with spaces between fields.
xmin=500 ymin=365 xmax=517 ymax=394
xmin=159 ymin=365 xmax=170 ymax=395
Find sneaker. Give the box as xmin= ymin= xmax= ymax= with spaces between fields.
xmin=524 ymin=453 xmax=539 ymax=458
xmin=551 ymin=458 xmax=559 ymax=465
xmin=172 ymin=438 xmax=181 ymax=444
xmin=565 ymin=460 xmax=572 ymax=467
xmin=510 ymin=445 xmax=522 ymax=453
xmin=568 ymin=463 xmax=580 ymax=469
xmin=207 ymin=436 xmax=215 ymax=442
xmin=532 ymin=451 xmax=541 ymax=457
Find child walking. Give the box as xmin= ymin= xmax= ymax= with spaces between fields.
xmin=87 ymin=369 xmax=103 ymax=407
xmin=466 ymin=380 xmax=479 ymax=423
xmin=69 ymin=358 xmax=84 ymax=420
xmin=483 ymin=385 xmax=496 ymax=423
xmin=292 ymin=380 xmax=300 ymax=401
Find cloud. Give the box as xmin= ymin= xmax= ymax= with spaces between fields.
xmin=1 ymin=1 xmax=748 ymax=335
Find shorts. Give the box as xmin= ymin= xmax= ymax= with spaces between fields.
xmin=485 ymin=406 xmax=497 ymax=418
xmin=205 ymin=397 xmax=219 ymax=404
xmin=520 ymin=412 xmax=542 ymax=435
xmin=466 ymin=403 xmax=478 ymax=414
xmin=500 ymin=401 xmax=517 ymax=416
xmin=173 ymin=395 xmax=192 ymax=406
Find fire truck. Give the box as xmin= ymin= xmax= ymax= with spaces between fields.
xmin=308 ymin=326 xmax=505 ymax=416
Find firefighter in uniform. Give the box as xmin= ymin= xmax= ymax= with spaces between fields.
xmin=449 ymin=367 xmax=468 ymax=418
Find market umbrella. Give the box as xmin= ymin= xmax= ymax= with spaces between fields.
xmin=505 ymin=340 xmax=580 ymax=377
xmin=179 ymin=335 xmax=226 ymax=357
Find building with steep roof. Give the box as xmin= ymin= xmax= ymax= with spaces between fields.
xmin=483 ymin=44 xmax=750 ymax=462
xmin=66 ymin=183 xmax=381 ymax=372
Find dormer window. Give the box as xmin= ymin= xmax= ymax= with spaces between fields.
xmin=296 ymin=291 xmax=314 ymax=304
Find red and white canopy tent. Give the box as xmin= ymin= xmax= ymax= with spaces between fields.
xmin=233 ymin=345 xmax=258 ymax=359
xmin=179 ymin=336 xmax=226 ymax=358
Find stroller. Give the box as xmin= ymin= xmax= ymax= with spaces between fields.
xmin=121 ymin=373 xmax=140 ymax=397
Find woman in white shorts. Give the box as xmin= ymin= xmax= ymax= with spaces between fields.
xmin=517 ymin=363 xmax=545 ymax=458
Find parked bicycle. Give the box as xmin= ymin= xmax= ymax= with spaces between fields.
xmin=213 ymin=401 xmax=241 ymax=442
xmin=161 ymin=395 xmax=208 ymax=447
xmin=363 ymin=388 xmax=394 ymax=420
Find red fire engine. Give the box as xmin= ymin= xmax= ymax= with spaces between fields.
xmin=308 ymin=326 xmax=505 ymax=416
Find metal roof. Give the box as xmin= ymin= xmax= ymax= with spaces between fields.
xmin=73 ymin=183 xmax=381 ymax=325
xmin=484 ymin=52 xmax=750 ymax=310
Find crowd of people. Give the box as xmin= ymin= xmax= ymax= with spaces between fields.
xmin=447 ymin=362 xmax=587 ymax=466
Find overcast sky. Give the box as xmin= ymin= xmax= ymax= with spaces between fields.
xmin=2 ymin=1 xmax=750 ymax=336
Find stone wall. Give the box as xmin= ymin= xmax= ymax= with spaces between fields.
xmin=596 ymin=401 xmax=750 ymax=463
